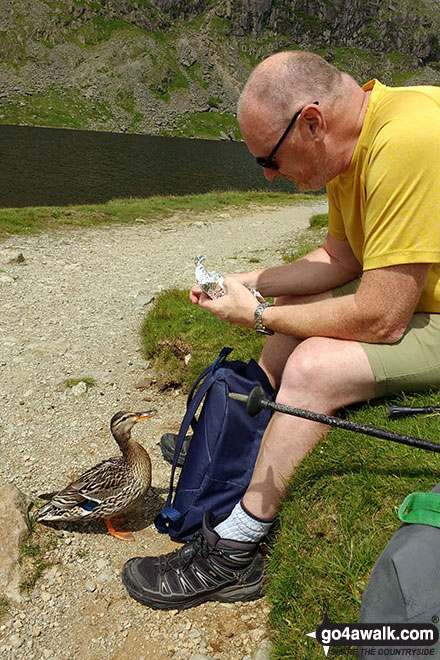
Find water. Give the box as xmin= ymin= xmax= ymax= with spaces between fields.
xmin=0 ymin=124 xmax=298 ymax=208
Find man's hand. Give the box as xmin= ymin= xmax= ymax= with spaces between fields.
xmin=189 ymin=277 xmax=259 ymax=328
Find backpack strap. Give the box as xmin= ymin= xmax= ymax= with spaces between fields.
xmin=398 ymin=492 xmax=440 ymax=528
xmin=184 ymin=347 xmax=233 ymax=434
xmin=154 ymin=349 xmax=231 ymax=534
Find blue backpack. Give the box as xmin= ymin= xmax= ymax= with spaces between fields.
xmin=154 ymin=347 xmax=274 ymax=541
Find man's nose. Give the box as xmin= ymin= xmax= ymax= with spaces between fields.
xmin=263 ymin=167 xmax=279 ymax=181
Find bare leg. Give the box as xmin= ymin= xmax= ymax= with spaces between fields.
xmin=259 ymin=291 xmax=333 ymax=390
xmin=244 ymin=336 xmax=376 ymax=519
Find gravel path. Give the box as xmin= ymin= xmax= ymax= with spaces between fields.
xmin=0 ymin=198 xmax=327 ymax=660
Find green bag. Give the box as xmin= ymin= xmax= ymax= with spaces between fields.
xmin=398 ymin=491 xmax=440 ymax=528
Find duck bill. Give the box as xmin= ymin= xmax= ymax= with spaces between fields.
xmin=136 ymin=410 xmax=157 ymax=422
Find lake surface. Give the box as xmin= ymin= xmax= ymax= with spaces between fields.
xmin=0 ymin=124 xmax=299 ymax=208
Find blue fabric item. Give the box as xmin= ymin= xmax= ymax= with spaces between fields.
xmin=154 ymin=347 xmax=274 ymax=541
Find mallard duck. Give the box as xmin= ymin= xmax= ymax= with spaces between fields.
xmin=37 ymin=410 xmax=156 ymax=541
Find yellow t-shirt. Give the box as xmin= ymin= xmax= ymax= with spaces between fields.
xmin=327 ymin=79 xmax=440 ymax=312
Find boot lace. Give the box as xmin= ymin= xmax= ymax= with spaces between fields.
xmin=163 ymin=531 xmax=212 ymax=573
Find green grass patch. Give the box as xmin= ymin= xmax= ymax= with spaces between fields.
xmin=19 ymin=526 xmax=58 ymax=592
xmin=0 ymin=88 xmax=115 ymax=130
xmin=309 ymin=212 xmax=328 ymax=229
xmin=170 ymin=111 xmax=241 ymax=140
xmin=140 ymin=288 xmax=266 ymax=390
xmin=282 ymin=226 xmax=327 ymax=263
xmin=0 ymin=190 xmax=310 ymax=239
xmin=266 ymin=390 xmax=440 ymax=659
xmin=63 ymin=377 xmax=96 ymax=389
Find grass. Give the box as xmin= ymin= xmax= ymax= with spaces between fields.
xmin=167 ymin=111 xmax=242 ymax=140
xmin=63 ymin=377 xmax=96 ymax=389
xmin=309 ymin=212 xmax=328 ymax=229
xmin=0 ymin=88 xmax=116 ymax=130
xmin=19 ymin=525 xmax=58 ymax=592
xmin=0 ymin=190 xmax=314 ymax=239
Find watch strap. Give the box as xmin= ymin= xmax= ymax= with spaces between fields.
xmin=254 ymin=302 xmax=274 ymax=335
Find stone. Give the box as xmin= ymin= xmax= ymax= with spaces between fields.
xmin=71 ymin=381 xmax=87 ymax=396
xmin=9 ymin=633 xmax=24 ymax=648
xmin=8 ymin=252 xmax=25 ymax=265
xmin=252 ymin=638 xmax=273 ymax=660
xmin=0 ymin=483 xmax=31 ymax=603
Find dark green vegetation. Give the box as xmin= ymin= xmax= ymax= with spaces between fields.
xmin=1 ymin=0 xmax=439 ymax=138
xmin=19 ymin=525 xmax=58 ymax=592
xmin=141 ymin=214 xmax=440 ymax=658
xmin=0 ymin=191 xmax=311 ymax=239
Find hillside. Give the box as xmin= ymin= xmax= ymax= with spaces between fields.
xmin=1 ymin=0 xmax=440 ymax=139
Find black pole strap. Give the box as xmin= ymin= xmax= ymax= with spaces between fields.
xmin=229 ymin=387 xmax=440 ymax=454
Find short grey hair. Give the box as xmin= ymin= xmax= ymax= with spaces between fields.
xmin=238 ymin=51 xmax=344 ymax=128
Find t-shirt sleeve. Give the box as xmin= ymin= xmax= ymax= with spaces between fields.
xmin=327 ymin=179 xmax=347 ymax=241
xmin=363 ymin=104 xmax=440 ymax=270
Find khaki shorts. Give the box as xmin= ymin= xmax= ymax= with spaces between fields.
xmin=333 ymin=279 xmax=440 ymax=398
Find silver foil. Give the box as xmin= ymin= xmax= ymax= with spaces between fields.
xmin=194 ymin=255 xmax=265 ymax=302
xmin=195 ymin=255 xmax=226 ymax=299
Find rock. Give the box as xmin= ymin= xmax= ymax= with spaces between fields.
xmin=135 ymin=293 xmax=155 ymax=307
xmin=71 ymin=381 xmax=88 ymax=396
xmin=8 ymin=252 xmax=25 ymax=265
xmin=0 ymin=274 xmax=14 ymax=284
xmin=0 ymin=483 xmax=31 ymax=603
xmin=9 ymin=633 xmax=24 ymax=648
xmin=252 ymin=638 xmax=273 ymax=660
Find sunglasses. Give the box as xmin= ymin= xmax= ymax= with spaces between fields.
xmin=256 ymin=101 xmax=319 ymax=170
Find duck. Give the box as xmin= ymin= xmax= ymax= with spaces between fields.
xmin=37 ymin=409 xmax=156 ymax=541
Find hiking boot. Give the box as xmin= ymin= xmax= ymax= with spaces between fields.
xmin=121 ymin=512 xmax=265 ymax=610
xmin=159 ymin=432 xmax=192 ymax=467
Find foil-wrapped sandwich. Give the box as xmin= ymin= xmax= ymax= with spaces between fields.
xmin=195 ymin=255 xmax=265 ymax=302
xmin=195 ymin=255 xmax=226 ymax=299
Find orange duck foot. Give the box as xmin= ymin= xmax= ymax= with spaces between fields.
xmin=104 ymin=516 xmax=135 ymax=541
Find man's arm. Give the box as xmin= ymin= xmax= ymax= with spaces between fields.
xmin=260 ymin=262 xmax=431 ymax=343
xmin=197 ymin=262 xmax=430 ymax=345
xmin=230 ymin=234 xmax=362 ymax=297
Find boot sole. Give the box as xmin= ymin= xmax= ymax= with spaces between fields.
xmin=121 ymin=563 xmax=263 ymax=610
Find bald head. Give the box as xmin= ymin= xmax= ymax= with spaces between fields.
xmin=238 ymin=51 xmax=344 ymax=130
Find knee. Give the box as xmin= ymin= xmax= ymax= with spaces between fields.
xmin=277 ymin=338 xmax=337 ymax=409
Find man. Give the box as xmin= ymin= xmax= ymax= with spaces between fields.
xmin=122 ymin=51 xmax=440 ymax=609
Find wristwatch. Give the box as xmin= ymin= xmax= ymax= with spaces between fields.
xmin=254 ymin=302 xmax=274 ymax=335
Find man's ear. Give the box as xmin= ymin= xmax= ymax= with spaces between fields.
xmin=301 ymin=104 xmax=325 ymax=141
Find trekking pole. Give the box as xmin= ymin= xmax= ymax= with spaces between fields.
xmin=386 ymin=404 xmax=440 ymax=419
xmin=229 ymin=386 xmax=440 ymax=454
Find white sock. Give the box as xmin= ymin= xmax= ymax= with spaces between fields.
xmin=214 ymin=500 xmax=275 ymax=543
